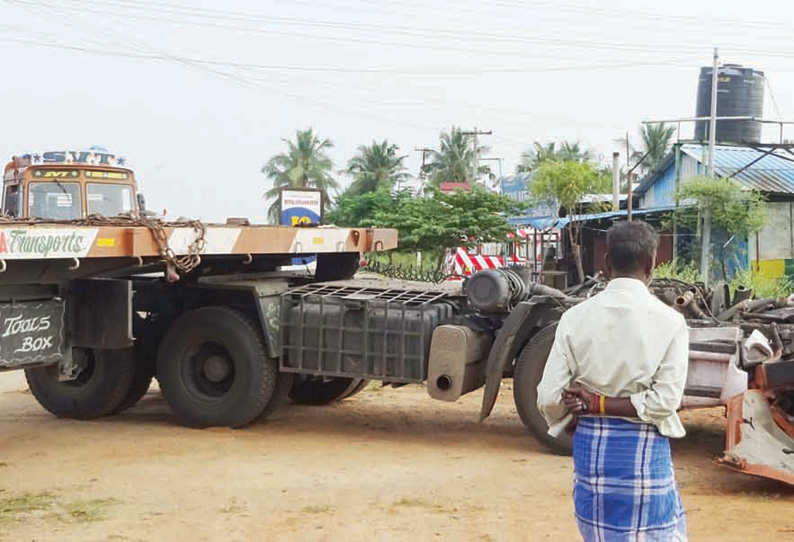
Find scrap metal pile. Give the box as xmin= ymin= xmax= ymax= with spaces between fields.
xmin=578 ymin=274 xmax=794 ymax=485
xmin=466 ymin=267 xmax=794 ymax=486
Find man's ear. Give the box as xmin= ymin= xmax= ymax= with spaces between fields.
xmin=645 ymin=255 xmax=655 ymax=279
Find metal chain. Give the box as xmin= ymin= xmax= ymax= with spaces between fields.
xmin=365 ymin=259 xmax=457 ymax=284
xmin=0 ymin=214 xmax=206 ymax=274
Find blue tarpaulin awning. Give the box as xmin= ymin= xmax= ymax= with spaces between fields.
xmin=508 ymin=203 xmax=679 ymax=229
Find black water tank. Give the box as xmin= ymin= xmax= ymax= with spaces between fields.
xmin=694 ymin=64 xmax=765 ymax=144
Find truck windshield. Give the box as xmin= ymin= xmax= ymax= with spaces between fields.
xmin=28 ymin=182 xmax=82 ymax=220
xmin=87 ymin=183 xmax=133 ymax=217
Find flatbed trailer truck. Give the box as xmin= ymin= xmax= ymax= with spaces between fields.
xmin=2 ymin=150 xmax=793 ymax=487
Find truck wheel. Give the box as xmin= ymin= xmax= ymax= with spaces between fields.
xmin=341 ymin=379 xmax=369 ymax=399
xmin=289 ymin=376 xmax=359 ymax=405
xmin=258 ymin=371 xmax=295 ymax=420
xmin=156 ymin=306 xmax=277 ymax=428
xmin=112 ymin=348 xmax=155 ymax=414
xmin=513 ymin=324 xmax=573 ymax=455
xmin=25 ymin=348 xmax=136 ymax=420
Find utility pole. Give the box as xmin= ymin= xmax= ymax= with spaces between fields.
xmin=462 ymin=128 xmax=492 ymax=183
xmin=625 ymin=132 xmax=633 ymax=221
xmin=414 ymin=147 xmax=433 ymax=189
xmin=479 ymin=157 xmax=504 ymax=188
xmin=701 ymin=47 xmax=719 ymax=286
xmin=612 ymin=151 xmax=620 ymax=211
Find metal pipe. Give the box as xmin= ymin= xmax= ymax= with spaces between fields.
xmin=689 ymin=351 xmax=734 ymax=362
xmin=732 ymin=286 xmax=752 ymax=306
xmin=642 ymin=116 xmax=794 ymax=124
xmin=675 ymin=291 xmax=706 ymax=319
xmin=707 ymin=47 xmax=719 ymax=179
xmin=717 ymin=297 xmax=781 ymax=320
xmin=611 ymin=151 xmax=620 ymax=212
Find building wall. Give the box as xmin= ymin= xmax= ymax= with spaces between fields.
xmin=754 ymin=201 xmax=794 ymax=278
xmin=582 ymin=227 xmax=673 ymax=277
xmin=640 ymin=154 xmax=701 ymax=208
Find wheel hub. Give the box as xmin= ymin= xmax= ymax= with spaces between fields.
xmin=202 ymin=355 xmax=232 ymax=383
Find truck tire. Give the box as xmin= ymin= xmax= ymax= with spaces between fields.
xmin=156 ymin=306 xmax=277 ymax=428
xmin=341 ymin=379 xmax=369 ymax=399
xmin=289 ymin=376 xmax=359 ymax=405
xmin=513 ymin=324 xmax=573 ymax=455
xmin=112 ymin=348 xmax=155 ymax=414
xmin=25 ymin=348 xmax=136 ymax=420
xmin=258 ymin=371 xmax=295 ymax=420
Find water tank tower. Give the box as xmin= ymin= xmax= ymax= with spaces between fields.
xmin=694 ymin=64 xmax=765 ymax=144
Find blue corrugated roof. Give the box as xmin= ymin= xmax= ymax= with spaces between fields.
xmin=680 ymin=145 xmax=794 ymax=194
xmin=638 ymin=144 xmax=794 ymax=197
xmin=567 ymin=203 xmax=679 ymax=223
xmin=507 ymin=215 xmax=567 ymax=229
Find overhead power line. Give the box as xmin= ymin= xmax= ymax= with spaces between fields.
xmin=7 ymin=0 xmax=791 ymax=60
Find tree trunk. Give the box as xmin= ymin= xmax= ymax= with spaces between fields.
xmin=436 ymin=250 xmax=445 ymax=273
xmin=568 ymin=225 xmax=585 ymax=284
xmin=572 ymin=243 xmax=585 ymax=285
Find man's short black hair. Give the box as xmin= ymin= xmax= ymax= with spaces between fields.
xmin=606 ymin=221 xmax=659 ymax=274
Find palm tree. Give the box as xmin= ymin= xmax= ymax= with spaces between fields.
xmin=344 ymin=140 xmax=410 ymax=196
xmin=422 ymin=127 xmax=491 ymax=188
xmin=517 ymin=140 xmax=592 ymax=173
xmin=637 ymin=123 xmax=676 ymax=172
xmin=262 ymin=128 xmax=338 ymax=223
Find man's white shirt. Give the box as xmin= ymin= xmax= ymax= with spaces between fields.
xmin=537 ymin=277 xmax=689 ymax=438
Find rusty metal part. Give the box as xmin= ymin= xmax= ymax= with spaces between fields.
xmin=718 ymin=390 xmax=794 ymax=487
xmin=140 ymin=217 xmax=206 ymax=275
xmin=733 ymin=286 xmax=753 ymax=306
xmin=675 ymin=291 xmax=706 ymax=319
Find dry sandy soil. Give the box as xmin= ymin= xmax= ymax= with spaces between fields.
xmin=1 ymin=372 xmax=793 ymax=542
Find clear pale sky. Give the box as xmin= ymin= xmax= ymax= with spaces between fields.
xmin=1 ymin=0 xmax=792 ymax=222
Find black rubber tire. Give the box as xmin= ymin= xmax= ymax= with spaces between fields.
xmin=289 ymin=376 xmax=357 ymax=405
xmin=340 ymin=379 xmax=369 ymax=400
xmin=513 ymin=324 xmax=573 ymax=455
xmin=112 ymin=347 xmax=155 ymax=414
xmin=156 ymin=306 xmax=277 ymax=428
xmin=258 ymin=371 xmax=295 ymax=420
xmin=25 ymin=348 xmax=136 ymax=420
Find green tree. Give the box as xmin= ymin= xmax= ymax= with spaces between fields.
xmin=325 ymin=189 xmax=396 ymax=227
xmin=344 ymin=140 xmax=409 ymax=196
xmin=669 ymin=176 xmax=766 ymax=279
xmin=618 ymin=123 xmax=676 ymax=175
xmin=517 ymin=141 xmax=592 ymax=173
xmin=531 ymin=160 xmax=610 ymax=283
xmin=423 ymin=127 xmax=491 ymax=187
xmin=369 ymin=187 xmax=520 ymax=270
xmin=636 ymin=123 xmax=675 ymax=172
xmin=262 ymin=128 xmax=338 ymax=223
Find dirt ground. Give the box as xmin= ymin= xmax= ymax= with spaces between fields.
xmin=1 ymin=373 xmax=793 ymax=542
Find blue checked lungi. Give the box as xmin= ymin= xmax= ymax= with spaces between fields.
xmin=573 ymin=417 xmax=687 ymax=542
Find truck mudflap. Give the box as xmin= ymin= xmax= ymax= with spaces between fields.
xmin=479 ymin=297 xmax=561 ymax=422
xmin=718 ymin=390 xmax=794 ymax=486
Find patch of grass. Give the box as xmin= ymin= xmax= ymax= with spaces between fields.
xmin=301 ymin=505 xmax=335 ymax=515
xmin=390 ymin=497 xmax=457 ymax=515
xmin=64 ymin=498 xmax=119 ymax=523
xmin=364 ymin=381 xmax=382 ymax=392
xmin=392 ymin=497 xmax=431 ymax=508
xmin=0 ymin=491 xmax=56 ymax=515
xmin=220 ymin=498 xmax=246 ymax=514
xmin=0 ymin=491 xmax=57 ymax=525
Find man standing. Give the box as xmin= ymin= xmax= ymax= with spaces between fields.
xmin=537 ymin=221 xmax=688 ymax=541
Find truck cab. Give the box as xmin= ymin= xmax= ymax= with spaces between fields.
xmin=2 ymin=149 xmax=140 ymax=220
